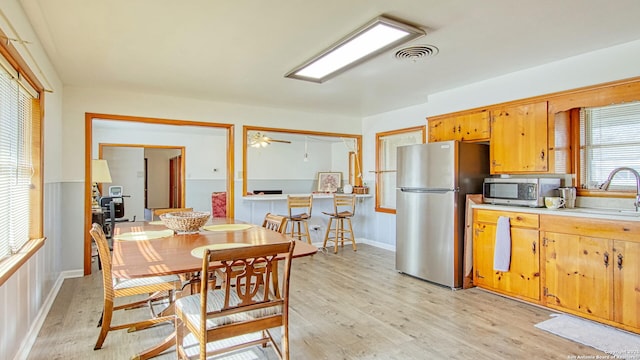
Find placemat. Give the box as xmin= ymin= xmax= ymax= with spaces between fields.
xmin=190 ymin=243 xmax=252 ymax=258
xmin=113 ymin=229 xmax=174 ymax=241
xmin=202 ymin=224 xmax=253 ymax=232
xmin=148 ymin=220 xmax=164 ymax=225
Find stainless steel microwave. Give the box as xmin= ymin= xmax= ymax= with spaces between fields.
xmin=482 ymin=178 xmax=561 ymax=207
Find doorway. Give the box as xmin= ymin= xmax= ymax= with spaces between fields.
xmin=99 ymin=144 xmax=186 ymax=222
xmin=84 ymin=113 xmax=234 ymax=275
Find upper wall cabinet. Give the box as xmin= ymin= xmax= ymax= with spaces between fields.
xmin=490 ymin=101 xmax=550 ymax=174
xmin=428 ymin=110 xmax=490 ymax=143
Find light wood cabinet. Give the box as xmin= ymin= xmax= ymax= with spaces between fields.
xmin=543 ymin=232 xmax=612 ymax=319
xmin=473 ymin=209 xmax=540 ymax=302
xmin=613 ymin=240 xmax=640 ymax=328
xmin=490 ymin=101 xmax=548 ymax=174
xmin=428 ymin=111 xmax=490 ymax=142
xmin=540 ymin=215 xmax=640 ymax=332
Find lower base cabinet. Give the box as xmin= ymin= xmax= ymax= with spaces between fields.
xmin=474 ymin=209 xmax=640 ymax=334
xmin=473 ymin=210 xmax=540 ymax=302
xmin=543 ymin=232 xmax=612 ymax=320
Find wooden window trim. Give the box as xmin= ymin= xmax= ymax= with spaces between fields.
xmin=0 ymin=28 xmax=45 ymax=286
xmin=241 ymin=126 xmax=363 ymax=197
xmin=375 ymin=126 xmax=426 ymax=214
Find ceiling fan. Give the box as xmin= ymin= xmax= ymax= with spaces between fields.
xmin=248 ymin=132 xmax=291 ymax=147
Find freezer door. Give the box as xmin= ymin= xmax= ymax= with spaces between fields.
xmin=395 ymin=189 xmax=460 ymax=288
xmin=397 ymin=141 xmax=456 ymax=190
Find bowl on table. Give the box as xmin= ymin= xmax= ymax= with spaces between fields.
xmin=159 ymin=211 xmax=210 ymax=234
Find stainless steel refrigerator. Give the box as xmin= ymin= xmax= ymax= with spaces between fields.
xmin=396 ymin=141 xmax=489 ymax=288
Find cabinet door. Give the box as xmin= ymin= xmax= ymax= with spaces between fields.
xmin=473 ymin=222 xmax=540 ymax=300
xmin=458 ymin=111 xmax=491 ymax=142
xmin=428 ymin=117 xmax=454 ymax=142
xmin=490 ymin=101 xmax=548 ymax=173
xmin=544 ymin=232 xmax=613 ymax=319
xmin=473 ymin=222 xmax=495 ymax=288
xmin=429 ymin=111 xmax=490 ymax=142
xmin=613 ymin=240 xmax=640 ymax=328
xmin=494 ymin=227 xmax=540 ymax=300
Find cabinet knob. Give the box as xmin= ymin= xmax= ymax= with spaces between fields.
xmin=604 ymin=252 xmax=610 ymax=268
xmin=618 ymin=253 xmax=624 ymax=270
xmin=532 ymin=241 xmax=537 ymax=255
xmin=540 ymin=150 xmax=545 ymax=160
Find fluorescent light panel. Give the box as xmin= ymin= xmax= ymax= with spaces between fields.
xmin=285 ymin=16 xmax=424 ymax=83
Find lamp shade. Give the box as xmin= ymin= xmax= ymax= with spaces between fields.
xmin=92 ymin=159 xmax=112 ymax=183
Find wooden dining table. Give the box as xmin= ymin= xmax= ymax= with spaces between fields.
xmin=110 ymin=218 xmax=318 ymax=360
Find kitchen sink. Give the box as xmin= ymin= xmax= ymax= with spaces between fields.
xmin=566 ymin=208 xmax=640 ymax=217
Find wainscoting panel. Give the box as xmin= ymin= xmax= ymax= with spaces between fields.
xmin=0 ymin=182 xmax=64 ymax=359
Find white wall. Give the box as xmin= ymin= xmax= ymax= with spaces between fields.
xmin=102 ymin=147 xmax=145 ymax=220
xmin=62 ymin=86 xmax=362 ymax=273
xmin=361 ymin=38 xmax=640 ymax=248
xmin=0 ymin=1 xmax=65 ymax=359
xmin=145 ymin=148 xmax=181 ymax=209
xmin=94 ymin=122 xmax=228 ymax=217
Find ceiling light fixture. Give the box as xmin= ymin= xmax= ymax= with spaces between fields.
xmin=248 ymin=132 xmax=292 ymax=148
xmin=285 ymin=15 xmax=425 ymax=83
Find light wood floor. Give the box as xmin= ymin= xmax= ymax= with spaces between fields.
xmin=29 ymin=244 xmax=606 ymax=359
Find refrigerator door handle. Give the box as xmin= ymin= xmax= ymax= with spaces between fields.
xmin=400 ymin=187 xmax=459 ymax=193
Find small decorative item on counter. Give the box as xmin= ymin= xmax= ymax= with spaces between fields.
xmin=160 ymin=211 xmax=210 ymax=234
xmin=352 ymin=186 xmax=369 ymax=194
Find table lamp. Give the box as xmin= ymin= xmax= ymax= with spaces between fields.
xmin=91 ymin=159 xmax=112 ymax=209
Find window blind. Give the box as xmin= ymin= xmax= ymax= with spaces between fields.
xmin=580 ymin=102 xmax=640 ymax=190
xmin=0 ymin=63 xmax=34 ymax=259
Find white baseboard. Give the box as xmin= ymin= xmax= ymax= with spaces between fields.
xmin=311 ymin=237 xmax=395 ymax=252
xmin=13 ymin=270 xmax=84 ymax=360
xmin=358 ymin=238 xmax=396 ymax=252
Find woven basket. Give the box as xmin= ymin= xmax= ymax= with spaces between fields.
xmin=352 ymin=186 xmax=369 ymax=194
xmin=160 ymin=211 xmax=210 ymax=233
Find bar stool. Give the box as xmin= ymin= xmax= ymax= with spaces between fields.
xmin=322 ymin=194 xmax=357 ymax=253
xmin=286 ymin=195 xmax=313 ymax=244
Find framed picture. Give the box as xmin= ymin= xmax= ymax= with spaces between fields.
xmin=317 ymin=172 xmax=342 ymax=193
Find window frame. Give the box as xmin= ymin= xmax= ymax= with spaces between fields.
xmin=375 ymin=126 xmax=426 ymax=214
xmin=543 ymin=77 xmax=640 ymax=199
xmin=0 ymin=30 xmax=45 ymax=286
xmin=576 ymin=101 xmax=640 ymax=194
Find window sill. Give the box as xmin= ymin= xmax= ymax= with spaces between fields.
xmin=0 ymin=237 xmax=46 ymax=287
xmin=577 ymin=189 xmax=636 ymax=198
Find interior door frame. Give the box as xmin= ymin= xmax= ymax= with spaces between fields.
xmin=169 ymin=154 xmax=183 ymax=207
xmin=84 ymin=113 xmax=234 ymax=275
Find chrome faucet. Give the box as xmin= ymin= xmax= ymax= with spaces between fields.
xmin=599 ymin=167 xmax=640 ymax=212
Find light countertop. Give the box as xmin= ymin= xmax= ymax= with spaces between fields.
xmin=471 ymin=203 xmax=640 ymax=222
xmin=242 ymin=193 xmax=372 ymax=201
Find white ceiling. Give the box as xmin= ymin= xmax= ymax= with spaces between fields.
xmin=19 ymin=0 xmax=640 ymax=117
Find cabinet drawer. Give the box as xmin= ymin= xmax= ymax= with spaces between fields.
xmin=540 ymin=215 xmax=640 ymax=242
xmin=474 ymin=209 xmax=539 ymax=228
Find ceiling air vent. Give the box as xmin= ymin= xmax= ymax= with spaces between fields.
xmin=394 ymin=45 xmax=439 ymax=62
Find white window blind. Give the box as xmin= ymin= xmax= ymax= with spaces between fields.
xmin=0 ymin=61 xmax=35 ymax=259
xmin=580 ymin=102 xmax=640 ymax=190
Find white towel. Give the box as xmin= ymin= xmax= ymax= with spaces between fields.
xmin=493 ymin=216 xmax=511 ymax=271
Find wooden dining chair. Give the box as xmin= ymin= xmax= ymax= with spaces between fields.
xmin=89 ymin=223 xmax=182 ymax=350
xmin=285 ymin=195 xmax=313 ymax=244
xmin=322 ymin=194 xmax=357 ymax=253
xmin=153 ymin=207 xmax=193 ymax=219
xmin=175 ymin=241 xmax=296 ymax=360
xmin=261 ymin=213 xmax=289 ymax=297
xmin=262 ymin=212 xmax=288 ymax=233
